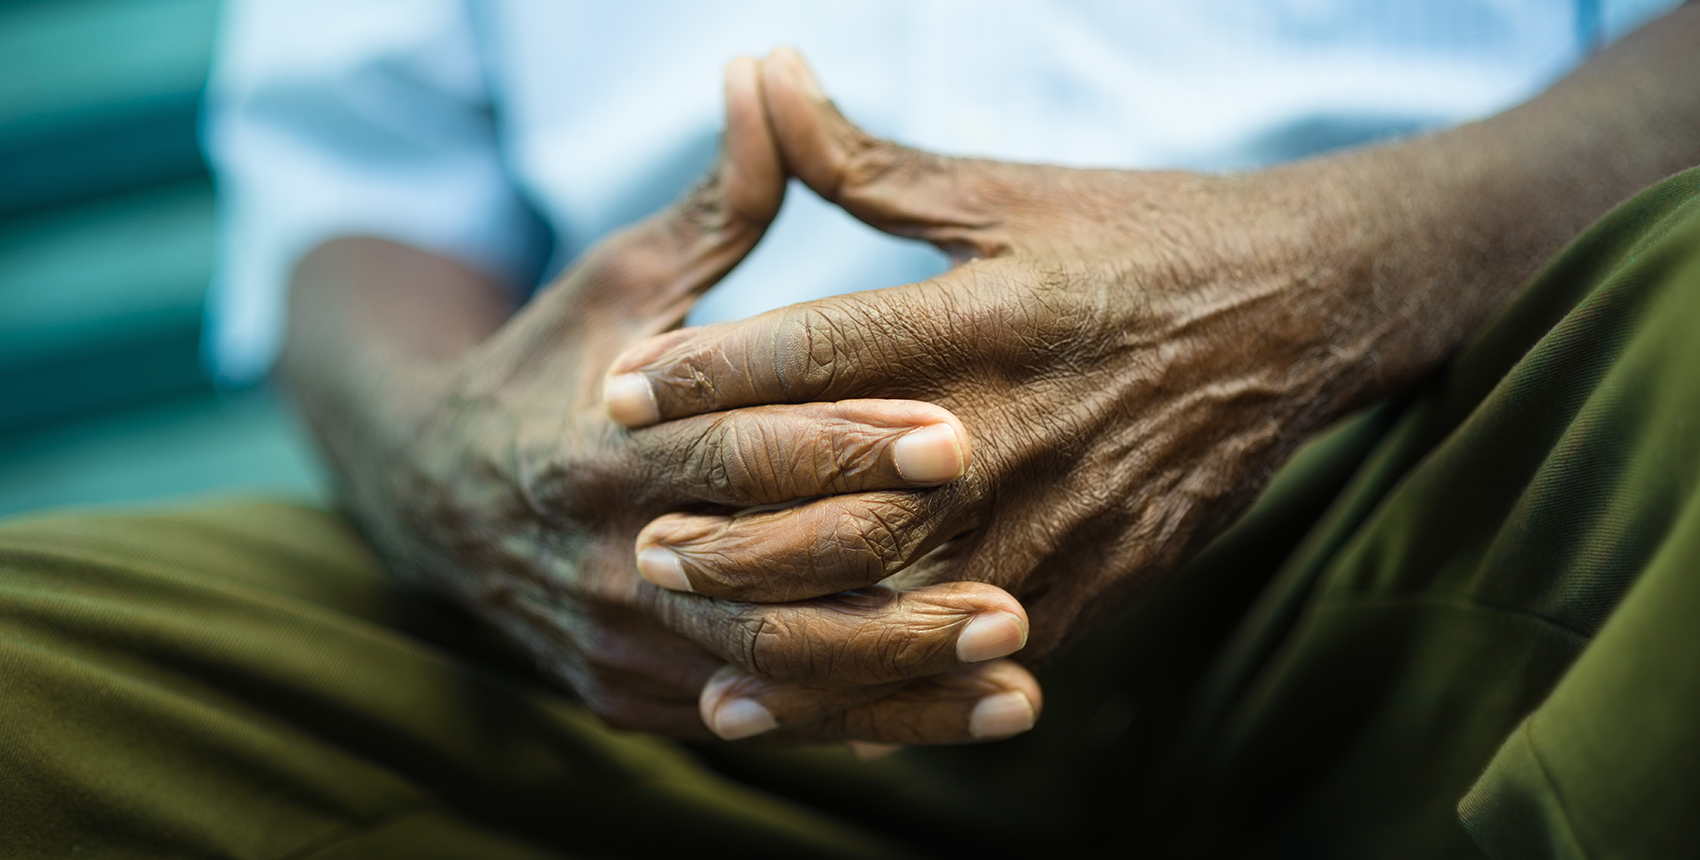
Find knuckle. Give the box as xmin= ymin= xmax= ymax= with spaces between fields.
xmin=520 ymin=442 xmax=634 ymax=524
xmin=671 ymin=166 xmax=730 ymax=237
xmin=951 ymin=265 xmax=1021 ymax=339
xmin=734 ymin=611 xmax=785 ymax=676
xmin=848 ymin=614 xmax=938 ymax=682
xmin=736 ymin=610 xmax=864 ymax=684
xmin=1024 ymin=259 xmax=1100 ymax=345
xmin=880 ymin=623 xmax=951 ymax=678
xmin=707 ymin=414 xmax=795 ymax=503
xmin=648 ymin=349 xmax=730 ymax=416
xmin=681 ymin=414 xmax=746 ymax=501
xmin=509 ymin=440 xmax=574 ymax=516
xmin=735 ymin=601 xmax=935 ymax=686
xmin=838 ymin=136 xmax=899 ymax=191
xmin=682 ymin=544 xmax=763 ymax=598
xmin=838 ymin=136 xmax=919 ymax=202
xmin=777 ymin=305 xmax=845 ymax=399
xmin=777 ymin=300 xmax=911 ymax=399
xmin=822 ymin=506 xmax=908 ymax=582
xmin=974 ymin=258 xmax=1096 ymax=359
xmin=644 ymin=517 xmax=783 ymax=600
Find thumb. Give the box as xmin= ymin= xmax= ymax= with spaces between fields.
xmin=549 ymin=56 xmax=785 ymax=328
xmin=761 ymin=48 xmax=1010 ymax=261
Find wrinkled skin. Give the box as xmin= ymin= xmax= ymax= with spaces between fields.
xmin=290 ymin=7 xmax=1700 ymax=745
xmin=605 ymin=50 xmax=1576 ymax=713
xmin=300 ymin=59 xmax=1041 ymax=743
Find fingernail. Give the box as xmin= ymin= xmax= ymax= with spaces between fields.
xmin=603 ymin=373 xmax=659 ymax=427
xmin=846 ymin=741 xmax=904 ymax=761
xmin=892 ymin=424 xmax=964 ymax=483
xmin=969 ymin=691 xmax=1036 ymax=739
xmin=955 ymin=611 xmax=1027 ymax=663
xmin=636 ymin=546 xmax=692 ymax=592
xmin=712 ymin=698 xmax=778 ymax=741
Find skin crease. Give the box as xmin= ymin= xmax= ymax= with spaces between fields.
xmin=611 ymin=12 xmax=1700 ymax=720
xmin=284 ymin=8 xmax=1700 ymax=745
xmin=281 ymin=58 xmax=1042 ymax=744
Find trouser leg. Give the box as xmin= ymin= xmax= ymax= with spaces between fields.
xmin=1151 ymin=169 xmax=1700 ymax=858
xmin=10 ymin=170 xmax=1698 ymax=859
xmin=0 ymin=502 xmax=901 ymax=859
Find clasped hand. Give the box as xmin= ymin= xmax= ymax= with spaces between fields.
xmin=401 ymin=56 xmax=1036 ymax=747
xmin=415 ymin=50 xmax=1369 ymax=747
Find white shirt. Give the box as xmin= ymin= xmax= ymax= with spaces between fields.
xmin=203 ymin=0 xmax=1683 ymax=385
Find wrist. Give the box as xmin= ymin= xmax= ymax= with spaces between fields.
xmin=1241 ymin=131 xmax=1537 ymax=413
xmin=279 ymin=238 xmax=520 ymax=586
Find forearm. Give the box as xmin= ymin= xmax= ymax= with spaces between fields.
xmin=1293 ymin=4 xmax=1700 ymax=395
xmin=279 ymin=237 xmax=513 ymax=552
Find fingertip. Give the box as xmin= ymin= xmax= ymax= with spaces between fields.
xmin=968 ymin=691 xmax=1037 ymax=740
xmin=973 ymin=584 xmax=1030 ymax=635
xmin=722 ymin=54 xmax=765 ymax=118
xmin=721 ymin=56 xmax=785 ymax=228
xmin=892 ymin=423 xmax=966 ymax=483
xmin=700 ymin=665 xmax=743 ymax=707
xmin=603 ymin=373 xmax=660 ymax=427
xmin=710 ymin=698 xmax=779 ymax=741
xmin=761 ymin=47 xmax=847 ymax=199
xmin=768 ymin=47 xmax=823 ymax=100
xmin=636 ymin=545 xmax=692 ymax=592
xmin=763 ymin=47 xmax=800 ymax=74
xmin=698 ymin=665 xmax=744 ymax=732
xmin=955 ymin=610 xmax=1029 ymax=664
xmin=977 ymin=659 xmax=1045 ymax=721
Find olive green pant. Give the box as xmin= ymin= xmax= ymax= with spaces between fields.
xmin=5 ymin=169 xmax=1700 ymax=859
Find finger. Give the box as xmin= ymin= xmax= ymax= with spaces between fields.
xmin=624 ymin=400 xmax=971 ymax=513
xmin=635 ymin=490 xmax=970 ymax=601
xmin=546 ymin=604 xmax=726 ymax=739
xmin=696 ymin=665 xmax=901 ymax=741
xmin=580 ymin=686 xmax=716 ymax=741
xmin=760 ymin=48 xmax=1005 ymax=258
xmin=537 ymin=55 xmax=785 ymax=343
xmin=603 ymin=272 xmax=1006 ymax=426
xmin=718 ymin=55 xmax=787 ymax=231
xmin=699 ymin=660 xmax=1043 ymax=744
xmin=650 ymin=582 xmax=1029 ymax=687
xmin=832 ymin=659 xmax=1043 ymax=743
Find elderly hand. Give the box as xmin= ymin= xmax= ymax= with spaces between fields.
xmin=359 ymin=58 xmax=1039 ymax=743
xmin=605 ymin=50 xmax=1440 ymax=681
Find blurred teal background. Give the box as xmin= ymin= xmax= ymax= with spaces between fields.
xmin=0 ymin=0 xmax=327 ymax=516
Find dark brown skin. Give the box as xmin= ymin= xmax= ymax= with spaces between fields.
xmin=286 ymin=8 xmax=1700 ymax=746
xmin=282 ymin=59 xmax=1040 ymax=744
xmin=606 ymin=14 xmax=1700 ymax=733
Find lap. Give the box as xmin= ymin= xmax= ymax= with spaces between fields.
xmin=0 ymin=503 xmax=899 ymax=859
xmin=7 ymin=169 xmax=1700 ymax=859
xmin=1156 ymin=168 xmax=1700 ymax=858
